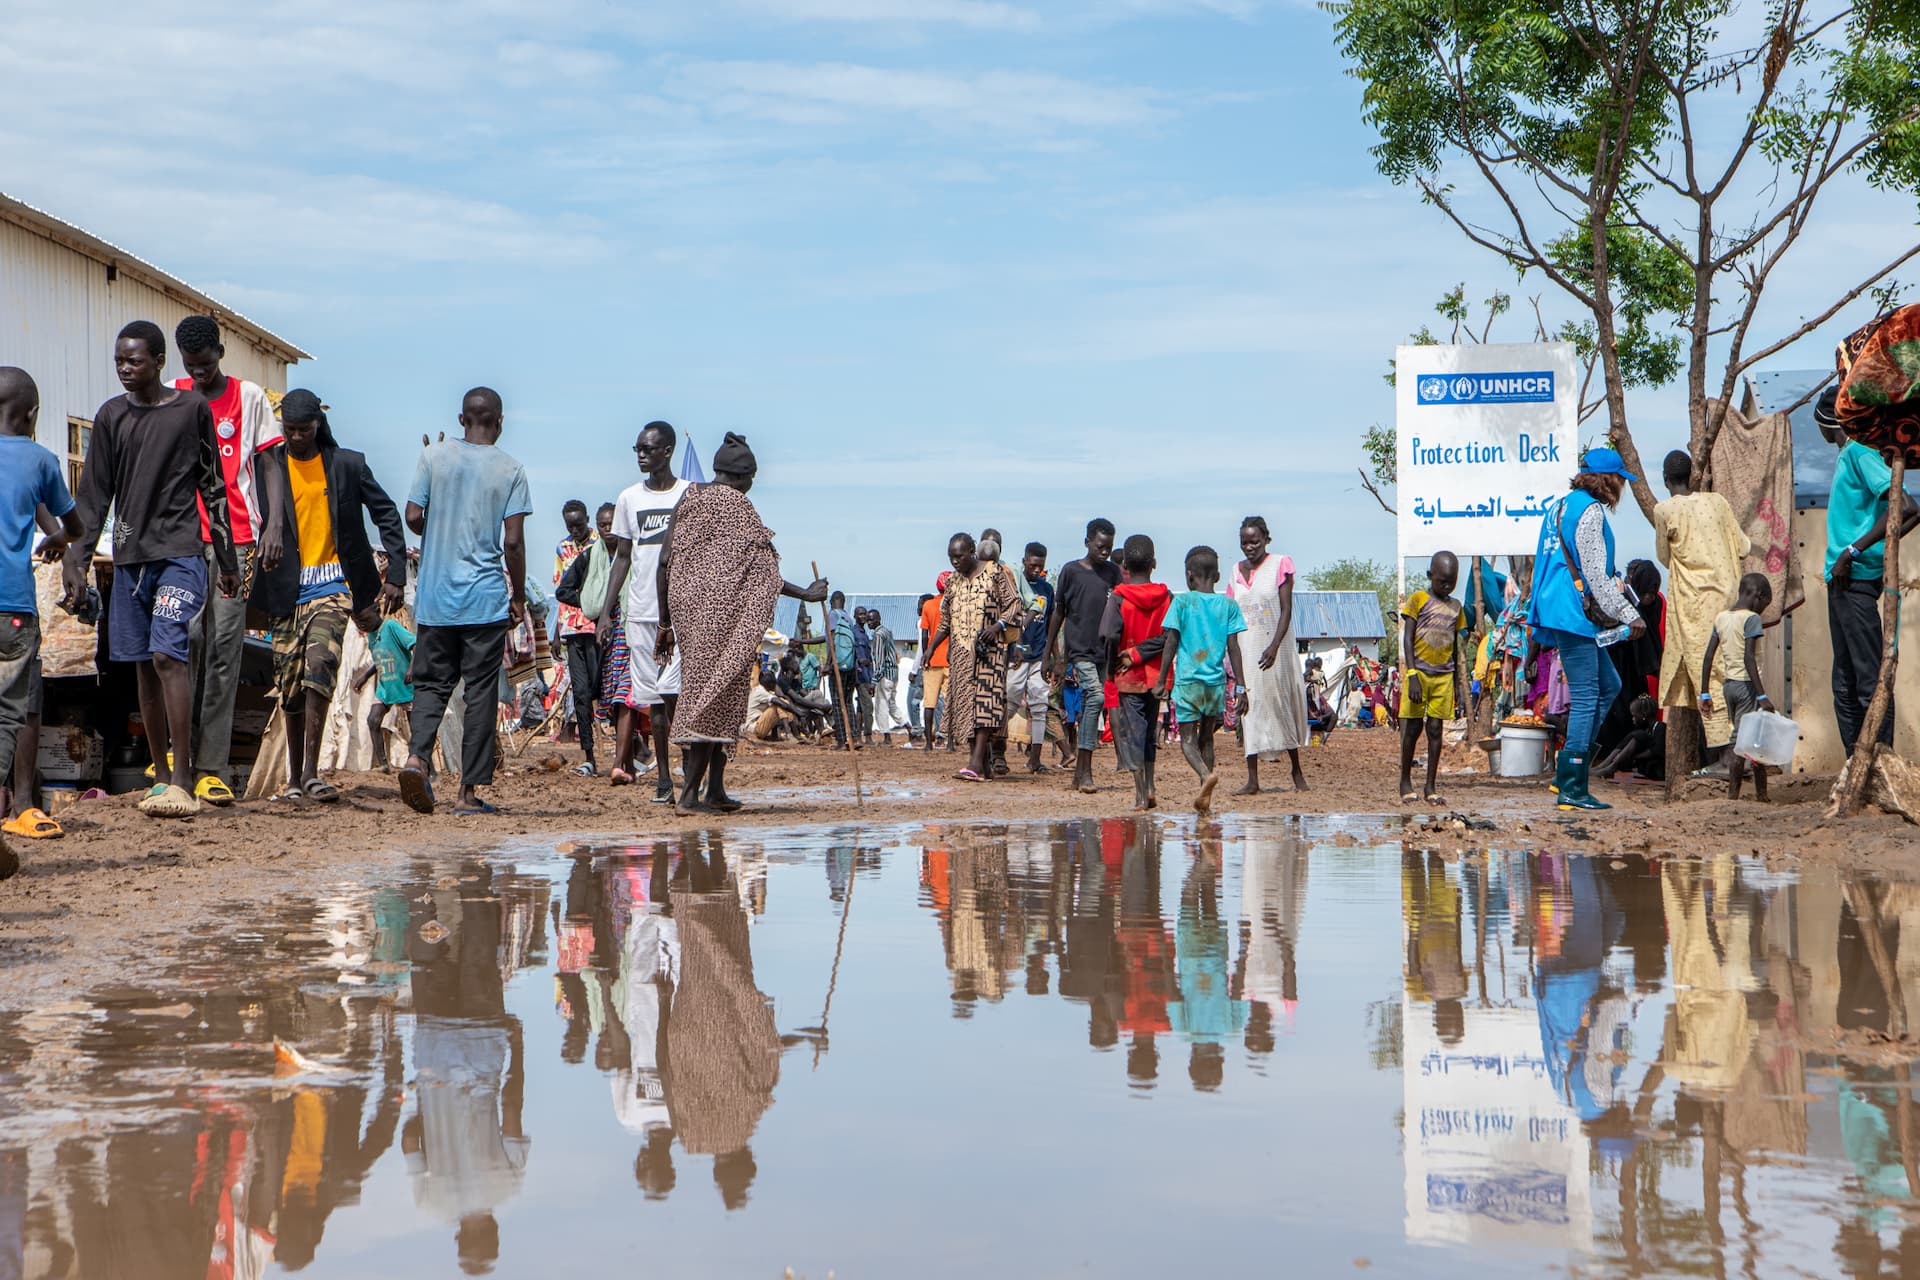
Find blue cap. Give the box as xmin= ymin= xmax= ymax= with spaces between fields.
xmin=1579 ymin=447 xmax=1639 ymax=482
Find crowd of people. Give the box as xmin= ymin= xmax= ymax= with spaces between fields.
xmin=0 ymin=317 xmax=1910 ymax=849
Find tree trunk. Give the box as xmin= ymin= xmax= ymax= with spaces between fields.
xmin=1666 ymin=705 xmax=1701 ymax=801
xmin=1833 ymin=455 xmax=1906 ymax=818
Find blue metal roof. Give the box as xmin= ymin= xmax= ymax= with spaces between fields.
xmin=772 ymin=593 xmax=927 ymax=643
xmin=1292 ymin=590 xmax=1387 ymax=641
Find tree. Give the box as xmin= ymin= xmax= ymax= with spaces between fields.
xmin=1358 ymin=281 xmax=1686 ymax=515
xmin=1331 ymin=0 xmax=1920 ymax=516
xmin=1306 ymin=556 xmax=1401 ymax=664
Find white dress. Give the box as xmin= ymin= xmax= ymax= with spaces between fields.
xmin=1228 ymin=553 xmax=1310 ymax=757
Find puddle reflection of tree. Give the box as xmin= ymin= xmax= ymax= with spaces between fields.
xmin=1397 ymin=848 xmax=1920 ymax=1278
xmin=551 ymin=830 xmax=779 ymax=1213
xmin=915 ymin=816 xmax=1309 ymax=1092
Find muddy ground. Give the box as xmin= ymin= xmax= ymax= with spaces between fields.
xmin=1 ymin=727 xmax=1913 ymax=1005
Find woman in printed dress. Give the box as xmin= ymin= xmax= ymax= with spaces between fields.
xmin=924 ymin=533 xmax=1024 ymax=783
xmin=1227 ymin=516 xmax=1310 ymax=794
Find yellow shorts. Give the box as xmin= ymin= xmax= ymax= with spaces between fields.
xmin=922 ymin=665 xmax=949 ymax=712
xmin=1400 ymin=671 xmax=1457 ymax=722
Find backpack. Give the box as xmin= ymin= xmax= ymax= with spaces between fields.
xmin=579 ymin=537 xmax=614 ymax=621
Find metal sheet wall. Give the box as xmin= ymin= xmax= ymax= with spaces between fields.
xmin=0 ymin=219 xmax=292 ymax=456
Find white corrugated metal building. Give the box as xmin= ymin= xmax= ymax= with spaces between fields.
xmin=0 ymin=192 xmax=308 ymax=486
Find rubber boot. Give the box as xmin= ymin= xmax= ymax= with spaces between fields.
xmin=1549 ymin=748 xmax=1578 ymax=797
xmin=1555 ymin=751 xmax=1610 ymax=811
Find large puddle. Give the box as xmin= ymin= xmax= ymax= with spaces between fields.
xmin=2 ymin=815 xmax=1916 ymax=1277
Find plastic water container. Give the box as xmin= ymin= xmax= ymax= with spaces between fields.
xmin=1498 ymin=725 xmax=1551 ymax=777
xmin=1734 ymin=708 xmax=1798 ymax=768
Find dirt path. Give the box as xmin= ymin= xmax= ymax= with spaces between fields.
xmin=1 ymin=727 xmax=1913 ymax=1004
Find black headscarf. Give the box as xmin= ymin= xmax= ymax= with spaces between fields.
xmin=713 ymin=431 xmax=756 ymax=477
xmin=280 ymin=388 xmax=338 ymax=450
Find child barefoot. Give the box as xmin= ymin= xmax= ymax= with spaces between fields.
xmin=1102 ymin=535 xmax=1172 ymax=812
xmin=1701 ymin=573 xmax=1775 ymax=802
xmin=1156 ymin=547 xmax=1248 ymax=815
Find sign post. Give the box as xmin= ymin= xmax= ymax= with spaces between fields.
xmin=1395 ymin=342 xmax=1580 ymax=573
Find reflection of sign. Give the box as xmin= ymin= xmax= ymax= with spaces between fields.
xmin=1404 ymin=1003 xmax=1592 ymax=1250
xmin=1396 ymin=342 xmax=1578 ymax=557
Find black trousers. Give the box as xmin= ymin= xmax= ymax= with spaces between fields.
xmin=565 ymin=634 xmax=602 ymax=764
xmin=1831 ymin=577 xmax=1895 ymax=756
xmin=409 ymin=622 xmax=509 ymax=787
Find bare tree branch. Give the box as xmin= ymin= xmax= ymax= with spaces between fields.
xmin=1357 ymin=467 xmax=1397 ymax=516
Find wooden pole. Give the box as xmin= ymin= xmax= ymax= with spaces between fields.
xmin=1834 ymin=454 xmax=1906 ymax=817
xmin=813 ymin=561 xmax=865 ymax=810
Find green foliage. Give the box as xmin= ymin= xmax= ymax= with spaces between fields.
xmin=1363 ymin=422 xmax=1396 ymax=486
xmin=1305 ymin=556 xmax=1401 ymax=663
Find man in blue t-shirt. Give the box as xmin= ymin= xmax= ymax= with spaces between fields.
xmin=0 ymin=369 xmax=82 ymax=854
xmin=399 ymin=387 xmax=533 ymax=815
xmin=1820 ymin=389 xmax=1920 ymax=756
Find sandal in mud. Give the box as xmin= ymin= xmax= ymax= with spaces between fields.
xmin=272 ymin=786 xmax=307 ymax=803
xmin=304 ymin=777 xmax=342 ymax=804
xmin=956 ymin=769 xmax=988 ymax=782
xmin=1 ymin=808 xmax=62 ymax=839
xmin=573 ymin=762 xmax=597 ymax=778
xmin=139 ymin=783 xmax=200 ymax=818
xmin=398 ymin=766 xmax=435 ymax=815
xmin=194 ymin=775 xmax=236 ymax=807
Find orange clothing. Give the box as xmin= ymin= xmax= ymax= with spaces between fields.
xmin=920 ymin=596 xmax=949 ymax=668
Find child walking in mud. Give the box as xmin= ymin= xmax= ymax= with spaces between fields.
xmin=355 ymin=599 xmax=416 ymax=770
xmin=1103 ymin=534 xmax=1172 ymax=812
xmin=1157 ymin=546 xmax=1248 ymax=815
xmin=1397 ymin=551 xmax=1467 ymax=806
xmin=1700 ymin=573 xmax=1775 ymax=802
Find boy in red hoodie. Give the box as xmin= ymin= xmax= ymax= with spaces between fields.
xmin=1102 ymin=534 xmax=1172 ymax=811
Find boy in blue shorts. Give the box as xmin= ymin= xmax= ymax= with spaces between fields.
xmin=1156 ymin=546 xmax=1248 ymax=815
xmin=64 ymin=323 xmax=239 ymax=819
xmin=0 ymin=368 xmax=83 ymax=855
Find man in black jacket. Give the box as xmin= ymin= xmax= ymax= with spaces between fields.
xmin=252 ymin=390 xmax=406 ymax=800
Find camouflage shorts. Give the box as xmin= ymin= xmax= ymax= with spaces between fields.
xmin=270 ymin=595 xmax=351 ymax=706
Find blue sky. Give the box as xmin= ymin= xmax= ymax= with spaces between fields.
xmin=3 ymin=0 xmax=1910 ymax=593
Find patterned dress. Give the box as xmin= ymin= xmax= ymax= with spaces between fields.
xmin=664 ymin=485 xmax=785 ymax=745
xmin=941 ymin=565 xmax=1021 ymax=740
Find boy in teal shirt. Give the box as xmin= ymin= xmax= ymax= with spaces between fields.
xmin=354 ymin=608 xmax=415 ymax=769
xmin=1156 ymin=546 xmax=1248 ymax=814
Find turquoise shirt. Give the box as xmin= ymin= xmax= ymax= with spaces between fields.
xmin=370 ymin=618 xmax=415 ymax=704
xmin=1826 ymin=441 xmax=1896 ymax=582
xmin=1163 ymin=591 xmax=1247 ymax=687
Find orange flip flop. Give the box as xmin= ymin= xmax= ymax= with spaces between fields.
xmin=1 ymin=808 xmax=62 ymax=839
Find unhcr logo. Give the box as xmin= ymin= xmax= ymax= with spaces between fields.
xmin=1416 ymin=371 xmax=1555 ymax=406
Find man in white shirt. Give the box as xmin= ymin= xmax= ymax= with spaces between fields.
xmin=174 ymin=315 xmax=282 ymax=805
xmin=600 ymin=421 xmax=691 ymax=804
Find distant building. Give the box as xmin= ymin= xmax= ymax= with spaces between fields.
xmin=0 ymin=191 xmax=308 ymax=489
xmin=1292 ymin=589 xmax=1389 ymax=671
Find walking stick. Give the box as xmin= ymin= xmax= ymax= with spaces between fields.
xmin=813 ymin=561 xmax=866 ymax=810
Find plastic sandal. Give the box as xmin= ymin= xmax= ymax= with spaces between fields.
xmin=304 ymin=778 xmax=342 ymax=803
xmin=452 ymin=799 xmax=499 ymax=816
xmin=273 ymin=786 xmax=307 ymax=803
xmin=398 ymin=767 xmax=435 ymax=815
xmin=142 ymin=752 xmax=176 ymax=781
xmin=1 ymin=808 xmax=62 ymax=839
xmin=573 ymin=762 xmax=597 ymax=777
xmin=139 ymin=783 xmax=200 ymax=818
xmin=195 ymin=775 xmax=236 ymax=807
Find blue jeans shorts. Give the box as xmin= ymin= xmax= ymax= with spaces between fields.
xmin=109 ymin=557 xmax=208 ymax=664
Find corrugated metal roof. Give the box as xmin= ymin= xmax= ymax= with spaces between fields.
xmin=773 ymin=593 xmax=927 ymax=643
xmin=0 ymin=191 xmax=310 ymax=362
xmin=1293 ymin=590 xmax=1387 ymax=641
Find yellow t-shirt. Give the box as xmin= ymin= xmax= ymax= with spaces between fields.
xmin=1401 ymin=589 xmax=1467 ymax=674
xmin=288 ymin=453 xmax=346 ymax=602
xmin=1713 ymin=608 xmax=1762 ymax=682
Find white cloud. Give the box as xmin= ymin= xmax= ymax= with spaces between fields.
xmin=667 ymin=60 xmax=1164 ymax=133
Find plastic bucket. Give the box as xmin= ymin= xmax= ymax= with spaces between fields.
xmin=1498 ymin=725 xmax=1551 ymax=777
xmin=1734 ymin=708 xmax=1798 ymax=768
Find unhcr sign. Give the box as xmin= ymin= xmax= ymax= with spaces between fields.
xmin=1395 ymin=342 xmax=1578 ymax=558
xmin=1414 ymin=371 xmax=1556 ymax=406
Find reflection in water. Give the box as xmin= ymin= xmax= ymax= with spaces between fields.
xmin=919 ymin=819 xmax=1305 ymax=1091
xmin=12 ymin=820 xmax=1920 ymax=1276
xmin=1397 ymin=849 xmax=1920 ymax=1278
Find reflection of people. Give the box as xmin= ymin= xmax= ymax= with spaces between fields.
xmin=1172 ymin=841 xmax=1248 ymax=1091
xmin=660 ymin=834 xmax=781 ymax=1209
xmin=1235 ymin=832 xmax=1309 ymax=1040
xmin=1402 ymin=851 xmax=1467 ymax=1041
xmin=405 ymin=864 xmax=534 ymax=1275
xmin=1530 ymin=854 xmax=1626 ymax=1122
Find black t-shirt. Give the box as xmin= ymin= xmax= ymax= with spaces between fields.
xmin=1629 ymin=723 xmax=1667 ymax=780
xmin=74 ymin=389 xmax=235 ymax=570
xmin=1056 ymin=559 xmax=1121 ymax=666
